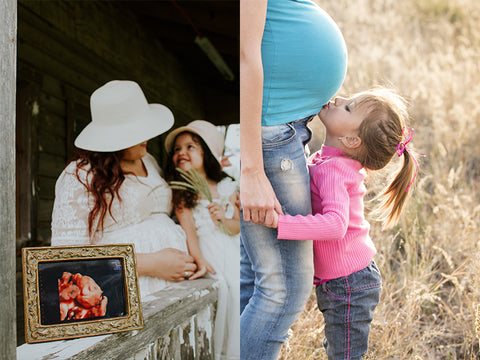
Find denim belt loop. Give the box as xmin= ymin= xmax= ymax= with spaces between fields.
xmin=293 ymin=114 xmax=315 ymax=126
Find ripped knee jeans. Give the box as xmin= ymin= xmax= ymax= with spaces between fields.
xmin=240 ymin=116 xmax=314 ymax=360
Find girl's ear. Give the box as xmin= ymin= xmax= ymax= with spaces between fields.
xmin=341 ymin=136 xmax=362 ymax=149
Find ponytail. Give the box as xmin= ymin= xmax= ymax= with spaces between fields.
xmin=350 ymin=88 xmax=423 ymax=229
xmin=376 ymin=146 xmax=419 ymax=228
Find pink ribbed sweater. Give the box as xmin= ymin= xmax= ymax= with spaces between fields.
xmin=277 ymin=146 xmax=376 ymax=282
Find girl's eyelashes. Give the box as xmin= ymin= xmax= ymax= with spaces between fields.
xmin=346 ymin=100 xmax=355 ymax=112
xmin=173 ymin=144 xmax=196 ymax=153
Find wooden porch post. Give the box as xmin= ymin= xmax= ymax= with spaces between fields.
xmin=0 ymin=0 xmax=17 ymax=358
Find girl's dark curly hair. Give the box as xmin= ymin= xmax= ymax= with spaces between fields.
xmin=165 ymin=131 xmax=229 ymax=210
xmin=71 ymin=148 xmax=126 ymax=237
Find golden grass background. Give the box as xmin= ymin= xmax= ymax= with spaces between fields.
xmin=280 ymin=0 xmax=480 ymax=359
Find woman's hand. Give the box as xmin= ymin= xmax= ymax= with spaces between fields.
xmin=189 ymin=256 xmax=216 ymax=280
xmin=240 ymin=168 xmax=283 ymax=227
xmin=137 ymin=248 xmax=197 ymax=282
xmin=208 ymin=201 xmax=226 ymax=226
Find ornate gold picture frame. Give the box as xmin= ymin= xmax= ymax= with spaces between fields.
xmin=22 ymin=244 xmax=143 ymax=343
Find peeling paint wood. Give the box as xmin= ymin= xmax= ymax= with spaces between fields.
xmin=0 ymin=0 xmax=17 ymax=359
xmin=17 ymin=278 xmax=218 ymax=360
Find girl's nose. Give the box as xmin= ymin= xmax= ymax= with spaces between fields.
xmin=334 ymin=97 xmax=346 ymax=106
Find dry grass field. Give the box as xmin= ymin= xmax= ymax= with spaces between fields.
xmin=280 ymin=0 xmax=480 ymax=359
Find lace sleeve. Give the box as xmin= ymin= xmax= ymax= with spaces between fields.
xmin=51 ymin=164 xmax=93 ymax=246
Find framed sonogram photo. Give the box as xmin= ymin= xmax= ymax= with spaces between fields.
xmin=22 ymin=244 xmax=143 ymax=343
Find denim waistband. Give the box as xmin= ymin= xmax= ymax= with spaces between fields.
xmin=288 ymin=114 xmax=315 ymax=125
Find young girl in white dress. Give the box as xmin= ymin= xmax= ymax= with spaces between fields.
xmin=51 ymin=80 xmax=197 ymax=300
xmin=165 ymin=120 xmax=240 ymax=360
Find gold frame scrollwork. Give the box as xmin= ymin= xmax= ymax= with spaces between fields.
xmin=22 ymin=244 xmax=143 ymax=343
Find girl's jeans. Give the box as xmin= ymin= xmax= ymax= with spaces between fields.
xmin=240 ymin=117 xmax=314 ymax=360
xmin=315 ymin=260 xmax=382 ymax=360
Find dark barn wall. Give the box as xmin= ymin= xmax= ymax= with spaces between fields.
xmin=17 ymin=0 xmax=208 ymax=245
xmin=16 ymin=0 xmax=235 ymax=344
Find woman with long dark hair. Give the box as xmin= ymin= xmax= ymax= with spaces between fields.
xmin=51 ymin=80 xmax=197 ymax=298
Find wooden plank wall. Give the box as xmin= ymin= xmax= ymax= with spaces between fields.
xmin=15 ymin=0 xmax=209 ymax=345
xmin=17 ymin=0 xmax=207 ymax=246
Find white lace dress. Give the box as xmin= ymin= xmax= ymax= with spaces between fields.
xmin=191 ymin=177 xmax=240 ymax=360
xmin=51 ymin=153 xmax=188 ymax=299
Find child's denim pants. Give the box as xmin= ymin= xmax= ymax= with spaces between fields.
xmin=315 ymin=260 xmax=382 ymax=360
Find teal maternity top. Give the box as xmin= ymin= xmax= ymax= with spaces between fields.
xmin=261 ymin=0 xmax=348 ymax=126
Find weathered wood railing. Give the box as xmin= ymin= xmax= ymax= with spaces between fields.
xmin=17 ymin=278 xmax=218 ymax=360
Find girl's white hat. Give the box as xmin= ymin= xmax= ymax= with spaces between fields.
xmin=74 ymin=80 xmax=174 ymax=152
xmin=164 ymin=120 xmax=224 ymax=162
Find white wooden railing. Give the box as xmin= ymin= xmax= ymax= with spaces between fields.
xmin=17 ymin=278 xmax=218 ymax=360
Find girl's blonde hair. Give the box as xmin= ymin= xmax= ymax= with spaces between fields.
xmin=350 ymin=87 xmax=421 ymax=228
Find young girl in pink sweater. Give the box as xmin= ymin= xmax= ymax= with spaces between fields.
xmin=269 ymin=87 xmax=422 ymax=360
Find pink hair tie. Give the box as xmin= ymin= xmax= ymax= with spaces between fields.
xmin=396 ymin=126 xmax=424 ymax=192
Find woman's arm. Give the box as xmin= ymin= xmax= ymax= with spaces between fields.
xmin=175 ymin=206 xmax=215 ymax=279
xmin=240 ymin=0 xmax=283 ymax=228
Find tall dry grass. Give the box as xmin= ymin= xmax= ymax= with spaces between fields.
xmin=280 ymin=0 xmax=480 ymax=359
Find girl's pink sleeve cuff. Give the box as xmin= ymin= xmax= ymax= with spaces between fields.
xmin=277 ymin=214 xmax=301 ymax=240
xmin=277 ymin=215 xmax=287 ymax=239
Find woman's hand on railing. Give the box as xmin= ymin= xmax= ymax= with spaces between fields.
xmin=137 ymin=248 xmax=197 ymax=282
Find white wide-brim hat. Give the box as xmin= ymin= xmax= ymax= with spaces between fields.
xmin=164 ymin=120 xmax=224 ymax=163
xmin=74 ymin=80 xmax=174 ymax=152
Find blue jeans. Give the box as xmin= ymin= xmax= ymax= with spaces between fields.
xmin=315 ymin=261 xmax=382 ymax=360
xmin=240 ymin=117 xmax=314 ymax=360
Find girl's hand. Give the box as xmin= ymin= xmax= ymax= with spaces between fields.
xmin=264 ymin=211 xmax=279 ymax=229
xmin=220 ymin=154 xmax=233 ymax=168
xmin=208 ymin=201 xmax=226 ymax=226
xmin=189 ymin=256 xmax=216 ymax=280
